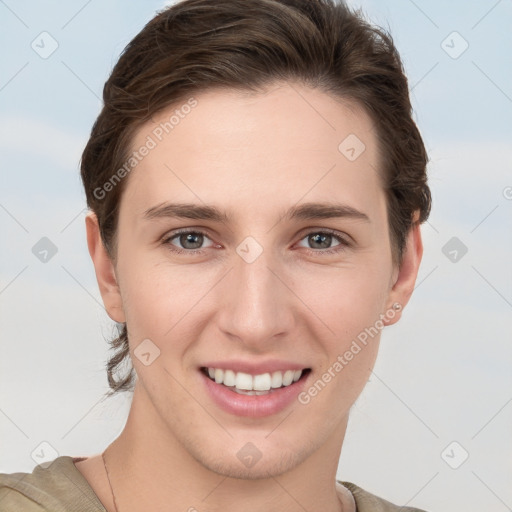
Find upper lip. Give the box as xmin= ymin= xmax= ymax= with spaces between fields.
xmin=201 ymin=360 xmax=310 ymax=375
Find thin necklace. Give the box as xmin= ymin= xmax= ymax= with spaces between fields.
xmin=102 ymin=446 xmax=120 ymax=512
xmin=101 ymin=446 xmax=346 ymax=512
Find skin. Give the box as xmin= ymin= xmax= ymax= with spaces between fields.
xmin=77 ymin=81 xmax=423 ymax=512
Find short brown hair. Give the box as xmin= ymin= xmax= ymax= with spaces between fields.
xmin=80 ymin=0 xmax=431 ymax=395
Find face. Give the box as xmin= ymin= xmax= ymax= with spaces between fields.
xmin=88 ymin=81 xmax=421 ymax=479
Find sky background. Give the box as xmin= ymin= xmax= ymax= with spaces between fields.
xmin=0 ymin=1 xmax=511 ymax=511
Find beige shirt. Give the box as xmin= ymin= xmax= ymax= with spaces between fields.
xmin=0 ymin=456 xmax=428 ymax=511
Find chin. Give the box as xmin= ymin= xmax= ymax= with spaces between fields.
xmin=194 ymin=447 xmax=303 ymax=480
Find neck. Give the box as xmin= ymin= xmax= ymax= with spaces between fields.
xmin=104 ymin=384 xmax=349 ymax=512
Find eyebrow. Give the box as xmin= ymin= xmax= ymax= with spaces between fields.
xmin=142 ymin=201 xmax=370 ymax=223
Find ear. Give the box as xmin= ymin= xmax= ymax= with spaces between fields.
xmin=383 ymin=213 xmax=423 ymax=326
xmin=85 ymin=211 xmax=126 ymax=323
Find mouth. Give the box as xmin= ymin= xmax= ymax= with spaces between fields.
xmin=199 ymin=365 xmax=311 ymax=417
xmin=200 ymin=367 xmax=311 ymax=395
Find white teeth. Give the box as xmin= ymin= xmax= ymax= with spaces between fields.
xmin=205 ymin=367 xmax=304 ymax=391
xmin=271 ymin=371 xmax=283 ymax=388
xmin=253 ymin=373 xmax=271 ymax=391
xmin=282 ymin=370 xmax=294 ymax=386
xmin=233 ymin=388 xmax=269 ymax=396
xmin=235 ymin=372 xmax=253 ymax=390
xmin=223 ymin=369 xmax=236 ymax=387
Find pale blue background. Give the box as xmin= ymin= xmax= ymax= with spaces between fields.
xmin=1 ymin=1 xmax=511 ymax=511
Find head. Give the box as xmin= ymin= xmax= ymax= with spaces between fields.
xmin=82 ymin=0 xmax=430 ymax=479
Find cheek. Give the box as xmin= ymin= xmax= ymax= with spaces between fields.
xmin=293 ymin=261 xmax=391 ymax=334
xmin=293 ymin=263 xmax=389 ymax=392
xmin=117 ymin=237 xmax=392 ymax=366
xmin=116 ymin=253 xmax=219 ymax=347
xmin=296 ymin=271 xmax=386 ymax=409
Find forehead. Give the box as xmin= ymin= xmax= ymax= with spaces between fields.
xmin=121 ymin=82 xmax=384 ymax=224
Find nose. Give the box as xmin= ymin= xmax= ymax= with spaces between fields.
xmin=216 ymin=243 xmax=295 ymax=351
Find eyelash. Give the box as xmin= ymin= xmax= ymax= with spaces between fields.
xmin=161 ymin=228 xmax=351 ymax=256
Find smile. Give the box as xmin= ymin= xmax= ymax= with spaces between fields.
xmin=200 ymin=366 xmax=311 ymax=416
xmin=202 ymin=367 xmax=308 ymax=395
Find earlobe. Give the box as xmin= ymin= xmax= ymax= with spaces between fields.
xmin=383 ymin=217 xmax=423 ymax=326
xmin=85 ymin=211 xmax=126 ymax=323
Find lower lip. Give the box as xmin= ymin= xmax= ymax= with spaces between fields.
xmin=201 ymin=370 xmax=309 ymax=418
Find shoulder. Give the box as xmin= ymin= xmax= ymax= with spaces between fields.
xmin=339 ymin=480 xmax=429 ymax=512
xmin=0 ymin=456 xmax=106 ymax=512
